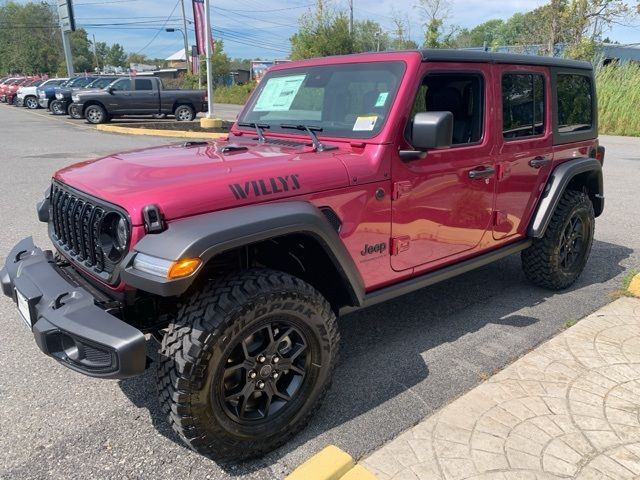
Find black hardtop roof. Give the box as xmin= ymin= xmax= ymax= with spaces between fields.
xmin=420 ymin=49 xmax=593 ymax=70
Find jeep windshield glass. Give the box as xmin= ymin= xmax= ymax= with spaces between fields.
xmin=239 ymin=61 xmax=406 ymax=140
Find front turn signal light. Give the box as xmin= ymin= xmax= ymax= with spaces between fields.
xmin=168 ymin=258 xmax=201 ymax=279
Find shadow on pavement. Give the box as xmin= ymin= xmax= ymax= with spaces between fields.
xmin=118 ymin=239 xmax=632 ymax=476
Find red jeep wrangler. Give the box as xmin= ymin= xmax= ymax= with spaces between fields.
xmin=1 ymin=50 xmax=604 ymax=460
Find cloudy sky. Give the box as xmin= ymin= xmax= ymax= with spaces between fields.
xmin=36 ymin=0 xmax=640 ymax=60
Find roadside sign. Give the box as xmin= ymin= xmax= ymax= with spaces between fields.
xmin=58 ymin=0 xmax=76 ymax=32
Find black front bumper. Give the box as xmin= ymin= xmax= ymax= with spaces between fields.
xmin=1 ymin=237 xmax=146 ymax=379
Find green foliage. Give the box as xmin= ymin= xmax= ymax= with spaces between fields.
xmin=213 ymin=82 xmax=256 ymax=105
xmin=68 ymin=29 xmax=94 ymax=73
xmin=290 ymin=2 xmax=353 ymax=59
xmin=597 ymin=63 xmax=640 ymax=136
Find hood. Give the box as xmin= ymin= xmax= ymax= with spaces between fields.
xmin=55 ymin=139 xmax=350 ymax=225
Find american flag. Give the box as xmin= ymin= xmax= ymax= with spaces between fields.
xmin=192 ymin=0 xmax=206 ymax=55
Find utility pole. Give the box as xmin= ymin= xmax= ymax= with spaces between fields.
xmin=58 ymin=0 xmax=75 ymax=76
xmin=179 ymin=0 xmax=191 ymax=72
xmin=348 ymin=0 xmax=354 ymax=36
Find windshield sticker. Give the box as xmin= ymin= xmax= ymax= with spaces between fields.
xmin=375 ymin=92 xmax=389 ymax=107
xmin=353 ymin=115 xmax=378 ymax=132
xmin=253 ymin=75 xmax=306 ymax=112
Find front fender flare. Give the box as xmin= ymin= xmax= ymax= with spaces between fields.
xmin=121 ymin=202 xmax=365 ymax=304
xmin=528 ymin=157 xmax=603 ymax=238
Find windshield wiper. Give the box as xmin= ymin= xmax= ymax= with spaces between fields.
xmin=279 ymin=124 xmax=337 ymax=152
xmin=237 ymin=122 xmax=270 ymax=143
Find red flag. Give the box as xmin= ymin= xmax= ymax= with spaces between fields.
xmin=192 ymin=0 xmax=206 ymax=56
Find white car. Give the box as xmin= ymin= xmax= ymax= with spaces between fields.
xmin=17 ymin=78 xmax=65 ymax=109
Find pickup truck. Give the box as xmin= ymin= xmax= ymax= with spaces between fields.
xmin=50 ymin=76 xmax=100 ymax=115
xmin=18 ymin=78 xmax=67 ymax=109
xmin=71 ymin=76 xmax=207 ymax=124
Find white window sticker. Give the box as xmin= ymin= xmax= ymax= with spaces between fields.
xmin=253 ymin=75 xmax=306 ymax=112
xmin=353 ymin=115 xmax=378 ymax=131
xmin=375 ymin=92 xmax=389 ymax=107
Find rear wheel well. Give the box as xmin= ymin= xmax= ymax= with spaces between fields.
xmin=566 ymin=170 xmax=603 ymax=216
xmin=173 ymin=101 xmax=194 ymax=113
xmin=196 ymin=234 xmax=354 ymax=313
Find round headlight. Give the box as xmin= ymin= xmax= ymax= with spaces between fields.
xmin=99 ymin=212 xmax=129 ymax=261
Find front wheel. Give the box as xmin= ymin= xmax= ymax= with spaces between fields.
xmin=24 ymin=96 xmax=39 ymax=109
xmin=69 ymin=104 xmax=82 ymax=119
xmin=157 ymin=269 xmax=339 ymax=461
xmin=84 ymin=104 xmax=108 ymax=124
xmin=50 ymin=100 xmax=66 ymax=115
xmin=522 ymin=190 xmax=595 ymax=290
xmin=174 ymin=104 xmax=195 ymax=122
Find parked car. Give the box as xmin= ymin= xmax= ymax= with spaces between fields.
xmin=49 ymin=76 xmax=117 ymax=118
xmin=49 ymin=76 xmax=100 ymax=115
xmin=67 ymin=76 xmax=119 ymax=119
xmin=37 ymin=77 xmax=71 ymax=109
xmin=8 ymin=78 xmax=42 ymax=105
xmin=1 ymin=50 xmax=604 ymax=461
xmin=72 ymin=76 xmax=207 ymax=124
xmin=0 ymin=77 xmax=24 ymax=102
xmin=17 ymin=78 xmax=66 ymax=109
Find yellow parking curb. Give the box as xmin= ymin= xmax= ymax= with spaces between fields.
xmin=285 ymin=445 xmax=377 ymax=480
xmin=340 ymin=465 xmax=378 ymax=480
xmin=629 ymin=273 xmax=640 ymax=298
xmin=96 ymin=123 xmax=227 ymax=140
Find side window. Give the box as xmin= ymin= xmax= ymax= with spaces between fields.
xmin=111 ymin=79 xmax=131 ymax=92
xmin=557 ymin=74 xmax=593 ymax=133
xmin=409 ymin=73 xmax=484 ymax=145
xmin=136 ymin=79 xmax=153 ymax=91
xmin=502 ymin=73 xmax=545 ymax=140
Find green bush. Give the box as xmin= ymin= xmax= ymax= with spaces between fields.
xmin=213 ymin=82 xmax=256 ymax=105
xmin=597 ymin=63 xmax=640 ymax=137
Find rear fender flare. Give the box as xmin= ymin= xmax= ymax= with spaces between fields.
xmin=528 ymin=157 xmax=603 ymax=238
xmin=121 ymin=202 xmax=365 ymax=305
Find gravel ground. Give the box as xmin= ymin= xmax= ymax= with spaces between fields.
xmin=0 ymin=104 xmax=638 ymax=479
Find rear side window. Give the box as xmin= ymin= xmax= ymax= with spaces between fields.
xmin=557 ymin=74 xmax=593 ymax=133
xmin=502 ymin=73 xmax=545 ymax=139
xmin=136 ymin=79 xmax=153 ymax=91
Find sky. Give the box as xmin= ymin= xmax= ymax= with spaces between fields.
xmin=27 ymin=0 xmax=640 ymax=60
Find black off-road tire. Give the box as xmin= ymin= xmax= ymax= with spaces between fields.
xmin=522 ymin=190 xmax=595 ymax=290
xmin=157 ymin=269 xmax=339 ymax=461
xmin=85 ymin=104 xmax=108 ymax=124
xmin=50 ymin=99 xmax=66 ymax=115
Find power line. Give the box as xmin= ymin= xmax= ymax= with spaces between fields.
xmin=135 ymin=0 xmax=181 ymax=54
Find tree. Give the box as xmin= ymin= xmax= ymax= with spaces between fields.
xmin=211 ymin=40 xmax=231 ymax=85
xmin=290 ymin=1 xmax=353 ymax=59
xmin=353 ymin=19 xmax=389 ymax=52
xmin=68 ymin=28 xmax=93 ymax=73
xmin=415 ymin=0 xmax=452 ymax=48
xmin=390 ymin=8 xmax=419 ymax=50
xmin=126 ymin=53 xmax=149 ymax=66
xmin=106 ymin=43 xmax=127 ymax=68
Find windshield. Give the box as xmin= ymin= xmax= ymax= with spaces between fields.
xmin=239 ymin=61 xmax=406 ymax=139
xmin=87 ymin=77 xmax=115 ymax=89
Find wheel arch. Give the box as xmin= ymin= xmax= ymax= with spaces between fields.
xmin=121 ymin=202 xmax=365 ymax=310
xmin=528 ymin=157 xmax=603 ymax=238
xmin=172 ymin=100 xmax=195 ymax=113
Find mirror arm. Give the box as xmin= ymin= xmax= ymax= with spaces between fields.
xmin=399 ymin=150 xmax=427 ymax=161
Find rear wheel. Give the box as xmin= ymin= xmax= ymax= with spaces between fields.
xmin=157 ymin=269 xmax=339 ymax=461
xmin=24 ymin=96 xmax=38 ymax=109
xmin=174 ymin=104 xmax=195 ymax=122
xmin=84 ymin=104 xmax=108 ymax=124
xmin=522 ymin=190 xmax=595 ymax=290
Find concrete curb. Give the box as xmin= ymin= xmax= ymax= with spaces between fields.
xmin=629 ymin=272 xmax=640 ymax=297
xmin=285 ymin=445 xmax=377 ymax=480
xmin=96 ymin=123 xmax=227 ymax=140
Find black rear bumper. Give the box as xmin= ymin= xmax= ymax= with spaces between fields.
xmin=1 ymin=237 xmax=146 ymax=379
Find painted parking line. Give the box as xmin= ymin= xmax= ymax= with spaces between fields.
xmin=0 ymin=103 xmax=94 ymax=130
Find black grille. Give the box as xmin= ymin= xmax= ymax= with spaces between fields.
xmin=50 ymin=182 xmax=117 ymax=279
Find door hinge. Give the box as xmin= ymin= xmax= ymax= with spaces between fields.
xmin=392 ymin=181 xmax=412 ymax=200
xmin=391 ymin=236 xmax=411 ymax=256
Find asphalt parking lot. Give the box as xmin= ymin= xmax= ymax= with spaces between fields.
xmin=0 ymin=104 xmax=638 ymax=480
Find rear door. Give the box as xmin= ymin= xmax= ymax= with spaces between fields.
xmin=493 ymin=65 xmax=553 ymax=240
xmin=130 ymin=78 xmax=160 ymax=113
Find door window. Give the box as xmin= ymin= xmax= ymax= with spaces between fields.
xmin=557 ymin=74 xmax=593 ymax=133
xmin=408 ymin=73 xmax=484 ymax=146
xmin=136 ymin=79 xmax=153 ymax=91
xmin=502 ymin=73 xmax=545 ymax=140
xmin=111 ymin=79 xmax=132 ymax=91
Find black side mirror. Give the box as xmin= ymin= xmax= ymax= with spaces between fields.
xmin=106 ymin=86 xmax=114 ymax=94
xmin=412 ymin=111 xmax=454 ymax=150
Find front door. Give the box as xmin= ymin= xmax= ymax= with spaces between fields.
xmin=493 ymin=65 xmax=553 ymax=240
xmin=391 ymin=64 xmax=496 ymax=272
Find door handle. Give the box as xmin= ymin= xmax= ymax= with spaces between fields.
xmin=468 ymin=166 xmax=495 ymax=180
xmin=529 ymin=156 xmax=552 ymax=169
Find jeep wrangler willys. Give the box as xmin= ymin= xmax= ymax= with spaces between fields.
xmin=1 ymin=50 xmax=604 ymax=460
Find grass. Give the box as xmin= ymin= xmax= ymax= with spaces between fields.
xmin=610 ymin=268 xmax=639 ymax=299
xmin=213 ymin=82 xmax=256 ymax=105
xmin=562 ymin=319 xmax=579 ymax=330
xmin=597 ymin=63 xmax=640 ymax=137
